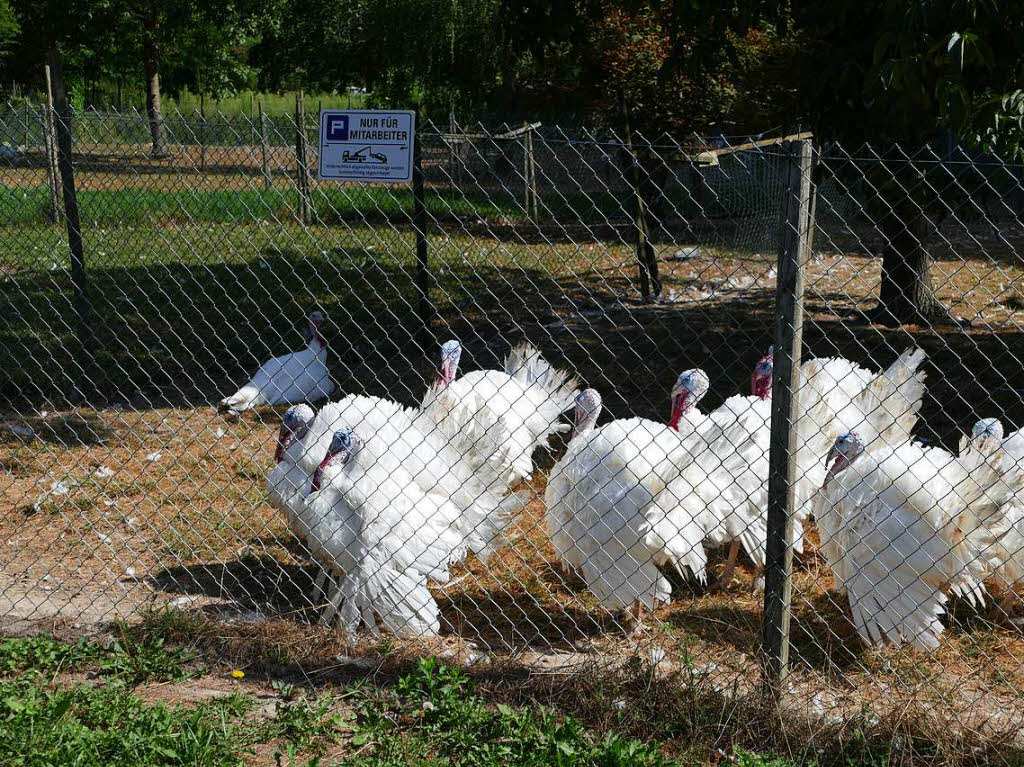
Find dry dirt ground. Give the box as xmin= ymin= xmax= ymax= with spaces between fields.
xmin=3 ymin=217 xmax=1024 ymax=747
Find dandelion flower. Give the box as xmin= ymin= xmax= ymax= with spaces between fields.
xmin=231 ymin=670 xmax=245 ymax=679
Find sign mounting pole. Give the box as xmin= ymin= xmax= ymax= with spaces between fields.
xmin=317 ymin=108 xmax=428 ymax=349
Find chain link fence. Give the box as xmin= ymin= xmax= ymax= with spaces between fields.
xmin=2 ymin=102 xmax=1024 ymax=748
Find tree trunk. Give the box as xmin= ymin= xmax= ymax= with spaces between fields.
xmin=870 ymin=210 xmax=952 ymax=326
xmin=141 ymin=2 xmax=168 ymax=158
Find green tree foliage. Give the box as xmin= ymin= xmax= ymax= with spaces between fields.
xmin=252 ymin=0 xmax=601 ymax=120
xmin=795 ymin=0 xmax=1024 ymax=157
xmin=581 ymin=1 xmax=788 ymax=137
xmin=791 ymin=0 xmax=1024 ymax=325
xmin=0 ymin=0 xmax=19 ymax=59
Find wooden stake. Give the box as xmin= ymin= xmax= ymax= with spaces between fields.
xmin=762 ymin=139 xmax=814 ymax=695
xmin=618 ymin=91 xmax=660 ymax=300
xmin=294 ymin=91 xmax=312 ymax=223
xmin=42 ymin=65 xmax=61 ymax=224
xmin=47 ymin=52 xmax=94 ymax=399
xmin=258 ymin=100 xmax=271 ymax=189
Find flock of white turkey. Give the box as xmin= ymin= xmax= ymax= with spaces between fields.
xmin=220 ymin=311 xmax=1024 ymax=651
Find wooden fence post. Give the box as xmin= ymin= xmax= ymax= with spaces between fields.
xmin=761 ymin=139 xmax=814 ymax=695
xmin=294 ymin=91 xmax=312 ymax=224
xmin=199 ymin=92 xmax=206 ymax=171
xmin=412 ymin=108 xmax=433 ymax=349
xmin=618 ymin=90 xmax=660 ymax=300
xmin=522 ymin=122 xmax=539 ymax=222
xmin=448 ymin=110 xmax=461 ymax=191
xmin=528 ymin=125 xmax=539 ymax=221
xmin=43 ymin=66 xmax=62 ymax=224
xmin=258 ymin=100 xmax=271 ymax=189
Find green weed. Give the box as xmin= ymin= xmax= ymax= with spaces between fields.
xmin=0 ymin=633 xmax=196 ymax=685
xmin=261 ymin=692 xmax=346 ymax=754
xmin=348 ymin=657 xmax=682 ymax=766
xmin=0 ymin=678 xmax=249 ymax=767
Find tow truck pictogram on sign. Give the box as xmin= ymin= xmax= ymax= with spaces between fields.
xmin=341 ymin=146 xmax=387 ymax=164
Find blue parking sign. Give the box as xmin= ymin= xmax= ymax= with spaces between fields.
xmin=325 ymin=115 xmax=349 ymax=142
xmin=318 ymin=110 xmax=415 ymax=183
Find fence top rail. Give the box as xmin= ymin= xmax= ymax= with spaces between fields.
xmin=694 ymin=132 xmax=814 ymax=166
xmin=441 ymin=122 xmax=543 ymax=142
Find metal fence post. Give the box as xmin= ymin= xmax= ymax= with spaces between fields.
xmin=762 ymin=139 xmax=814 ymax=695
xmin=294 ymin=91 xmax=312 ymax=224
xmin=412 ymin=109 xmax=433 ymax=349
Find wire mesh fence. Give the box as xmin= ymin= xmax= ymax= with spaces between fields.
xmin=2 ymin=102 xmax=1024 ymax=747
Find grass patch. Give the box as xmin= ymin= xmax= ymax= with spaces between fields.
xmin=0 ymin=678 xmax=249 ymax=767
xmin=2 ymin=630 xmax=1017 ymax=767
xmin=0 ymin=632 xmax=196 ymax=685
xmin=261 ymin=693 xmax=346 ymax=756
xmin=346 ymin=658 xmax=686 ymax=767
xmin=0 ymin=185 xmax=522 ymax=227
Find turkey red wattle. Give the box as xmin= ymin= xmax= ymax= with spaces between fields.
xmin=668 ymin=390 xmax=693 ymax=431
xmin=751 ymin=355 xmax=773 ymax=401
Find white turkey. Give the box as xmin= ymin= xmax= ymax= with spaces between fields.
xmin=218 ymin=311 xmax=334 ymax=414
xmin=964 ymin=419 xmax=1024 ymax=612
xmin=544 ymin=388 xmax=688 ymax=630
xmin=710 ymin=348 xmax=774 ymax=427
xmin=666 ymin=368 xmax=775 ymax=585
xmin=642 ymin=412 xmax=782 ymax=590
xmin=801 ymin=347 xmax=927 ymax=451
xmin=292 ymin=386 xmax=525 ymax=633
xmin=654 ymin=365 xmax=833 ymax=589
xmin=729 ymin=348 xmax=845 ymax=530
xmin=816 ymin=431 xmax=989 ymax=607
xmin=430 ymin=340 xmax=579 ymax=481
xmin=266 ymin=404 xmax=332 ymax=598
xmin=300 ymin=420 xmax=525 ymax=637
xmin=813 ymin=431 xmax=1023 ymax=650
xmin=297 ymin=387 xmax=520 ymax=520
